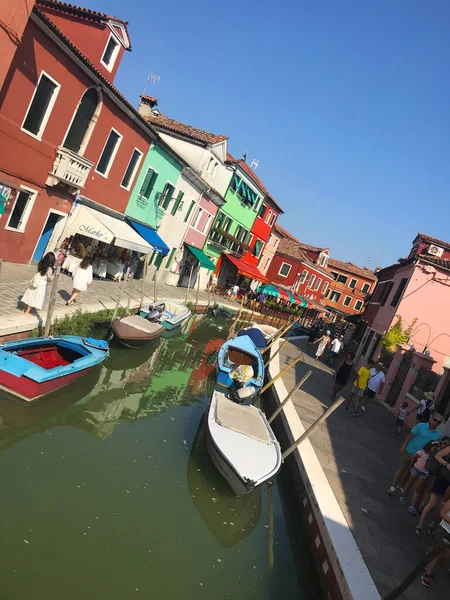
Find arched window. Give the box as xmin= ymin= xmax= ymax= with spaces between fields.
xmin=63 ymin=88 xmax=100 ymax=154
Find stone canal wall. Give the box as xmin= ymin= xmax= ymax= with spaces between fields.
xmin=265 ymin=338 xmax=381 ymax=600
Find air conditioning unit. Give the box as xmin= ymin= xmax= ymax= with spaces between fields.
xmin=428 ymin=245 xmax=444 ymax=257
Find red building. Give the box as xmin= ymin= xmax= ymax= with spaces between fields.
xmin=0 ymin=0 xmax=159 ymax=263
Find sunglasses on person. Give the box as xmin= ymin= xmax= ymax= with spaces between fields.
xmin=432 ymin=417 xmax=442 ymax=423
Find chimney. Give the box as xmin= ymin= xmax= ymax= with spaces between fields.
xmin=138 ymin=94 xmax=158 ymax=117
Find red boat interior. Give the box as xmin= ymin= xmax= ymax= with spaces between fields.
xmin=10 ymin=344 xmax=84 ymax=370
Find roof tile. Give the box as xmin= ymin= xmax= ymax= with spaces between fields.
xmin=37 ymin=0 xmax=128 ymax=25
xmin=144 ymin=113 xmax=227 ymax=145
xmin=327 ymin=257 xmax=376 ymax=280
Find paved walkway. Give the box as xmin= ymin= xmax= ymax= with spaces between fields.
xmin=0 ymin=262 xmax=240 ymax=337
xmin=280 ymin=337 xmax=447 ymax=600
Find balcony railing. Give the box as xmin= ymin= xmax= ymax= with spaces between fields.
xmin=46 ymin=146 xmax=94 ymax=194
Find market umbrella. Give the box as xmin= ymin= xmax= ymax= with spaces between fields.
xmin=255 ymin=284 xmax=280 ymax=298
xmin=292 ymin=292 xmax=309 ymax=308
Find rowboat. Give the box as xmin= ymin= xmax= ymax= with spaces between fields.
xmin=112 ymin=315 xmax=164 ymax=348
xmin=0 ymin=336 xmax=109 ymax=402
xmin=207 ymin=390 xmax=282 ymax=496
xmin=216 ymin=335 xmax=264 ymax=401
xmin=140 ymin=300 xmax=191 ymax=330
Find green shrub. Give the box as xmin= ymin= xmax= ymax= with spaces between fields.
xmin=381 ymin=316 xmax=417 ymax=353
xmin=50 ymin=307 xmax=127 ymax=337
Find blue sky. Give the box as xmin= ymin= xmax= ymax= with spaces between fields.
xmin=93 ymin=0 xmax=450 ymax=268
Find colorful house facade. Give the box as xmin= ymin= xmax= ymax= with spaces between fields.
xmin=324 ymin=258 xmax=376 ymax=316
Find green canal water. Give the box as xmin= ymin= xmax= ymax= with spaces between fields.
xmin=0 ymin=317 xmax=322 ymax=600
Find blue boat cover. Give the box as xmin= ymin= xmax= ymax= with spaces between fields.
xmin=127 ymin=220 xmax=169 ymax=256
xmin=238 ymin=328 xmax=267 ymax=349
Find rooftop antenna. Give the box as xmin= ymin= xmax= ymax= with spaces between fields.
xmin=250 ymin=159 xmax=259 ymax=170
xmin=142 ymin=71 xmax=160 ymax=97
xmin=242 ymin=151 xmax=248 ymax=162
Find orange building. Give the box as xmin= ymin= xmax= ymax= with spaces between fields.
xmin=324 ymin=258 xmax=376 ymax=316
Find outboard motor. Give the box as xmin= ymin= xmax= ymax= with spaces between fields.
xmin=231 ymin=384 xmax=257 ymax=403
xmin=145 ymin=309 xmax=161 ymax=323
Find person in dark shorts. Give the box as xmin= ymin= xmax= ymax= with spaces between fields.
xmin=421 ymin=498 xmax=450 ymax=588
xmin=331 ymin=353 xmax=354 ymax=399
xmin=393 ymin=401 xmax=409 ymax=436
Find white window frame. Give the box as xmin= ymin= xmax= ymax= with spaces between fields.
xmin=100 ymin=33 xmax=121 ymax=72
xmin=330 ymin=291 xmax=341 ymax=303
xmin=252 ymin=238 xmax=264 ymax=258
xmin=343 ymin=295 xmax=352 ymax=307
xmin=95 ymin=127 xmax=122 ymax=178
xmin=120 ymin=148 xmax=143 ymax=191
xmin=21 ymin=70 xmax=61 ymax=141
xmin=4 ymin=185 xmax=37 ymax=233
xmin=362 ymin=282 xmax=371 ymax=294
xmin=193 ymin=207 xmax=203 ymax=230
xmin=264 ymin=256 xmax=271 ymax=270
xmin=201 ymin=213 xmax=212 ymax=234
xmin=265 ymin=209 xmax=273 ymax=224
xmin=348 ymin=278 xmax=358 ymax=289
xmin=354 ymin=300 xmax=364 ymax=311
xmin=299 ymin=269 xmax=308 ymax=283
xmin=320 ymin=254 xmax=327 ymax=266
xmin=307 ymin=274 xmax=316 ymax=288
xmin=322 ymin=281 xmax=329 ymax=294
xmin=314 ymin=277 xmax=322 ymax=291
xmin=273 ymin=237 xmax=278 ymax=248
xmin=278 ymin=262 xmax=291 ymax=277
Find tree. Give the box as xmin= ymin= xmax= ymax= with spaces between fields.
xmin=381 ymin=316 xmax=417 ymax=353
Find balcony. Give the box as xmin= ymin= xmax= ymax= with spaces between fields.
xmin=46 ymin=146 xmax=94 ymax=195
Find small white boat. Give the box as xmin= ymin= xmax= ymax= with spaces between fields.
xmin=207 ymin=390 xmax=282 ymax=496
xmin=139 ymin=300 xmax=191 ymax=330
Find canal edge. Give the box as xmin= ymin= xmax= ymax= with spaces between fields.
xmin=265 ymin=337 xmax=381 ymax=600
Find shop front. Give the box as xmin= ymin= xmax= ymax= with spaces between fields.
xmin=177 ymin=244 xmax=216 ymax=288
xmin=216 ymin=253 xmax=267 ymax=292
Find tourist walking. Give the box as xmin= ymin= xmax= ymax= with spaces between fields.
xmin=332 ymin=353 xmax=354 ymax=399
xmin=66 ymin=257 xmax=93 ymax=306
xmin=21 ymin=252 xmax=56 ymax=315
xmin=313 ymin=330 xmax=331 ymax=360
xmin=421 ymin=498 xmax=450 ymax=588
xmin=398 ymin=440 xmax=439 ymax=514
xmin=392 ymin=401 xmax=409 ymax=436
xmin=408 ymin=391 xmax=436 ymax=423
xmin=326 ymin=335 xmax=343 ymax=365
xmin=360 ymin=362 xmax=385 ymax=411
xmin=387 ymin=414 xmax=442 ymax=496
xmin=346 ymin=359 xmax=374 ymax=414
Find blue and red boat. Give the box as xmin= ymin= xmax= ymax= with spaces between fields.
xmin=0 ymin=336 xmax=109 ymax=402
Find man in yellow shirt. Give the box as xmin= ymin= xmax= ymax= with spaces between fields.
xmin=345 ymin=359 xmax=375 ymax=415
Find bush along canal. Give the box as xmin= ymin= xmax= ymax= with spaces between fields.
xmin=0 ymin=316 xmax=323 ymax=600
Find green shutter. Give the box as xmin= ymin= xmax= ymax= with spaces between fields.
xmin=184 ymin=200 xmax=196 ymax=223
xmin=165 ymin=247 xmax=176 ymax=268
xmin=139 ymin=169 xmax=157 ymax=199
xmin=171 ymin=191 xmax=184 ymax=215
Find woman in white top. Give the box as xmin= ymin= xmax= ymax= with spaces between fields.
xmin=67 ymin=256 xmax=93 ymax=306
xmin=21 ymin=252 xmax=56 ymax=315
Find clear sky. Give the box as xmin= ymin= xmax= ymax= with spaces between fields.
xmin=92 ymin=0 xmax=450 ymax=269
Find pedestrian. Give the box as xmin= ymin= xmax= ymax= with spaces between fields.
xmin=408 ymin=391 xmax=436 ymax=423
xmin=21 ymin=252 xmax=56 ymax=315
xmin=308 ymin=323 xmax=320 ymax=347
xmin=327 ymin=335 xmax=344 ymax=365
xmin=398 ymin=440 xmax=439 ymax=513
xmin=313 ymin=330 xmax=331 ymax=360
xmin=421 ymin=498 xmax=450 ymax=588
xmin=387 ymin=413 xmax=442 ymax=496
xmin=360 ymin=362 xmax=385 ymax=412
xmin=346 ymin=359 xmax=374 ymax=414
xmin=231 ymin=284 xmax=240 ymax=301
xmin=332 ymin=353 xmax=354 ymax=399
xmin=211 ymin=273 xmax=218 ymax=293
xmin=66 ymin=256 xmax=93 ymax=306
xmin=415 ymin=437 xmax=450 ymax=538
xmin=393 ymin=401 xmax=409 ymax=436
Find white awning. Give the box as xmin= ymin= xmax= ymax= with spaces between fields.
xmin=65 ymin=205 xmax=152 ymax=254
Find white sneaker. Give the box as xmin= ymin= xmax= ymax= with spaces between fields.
xmin=361 ymin=406 xmax=367 ymax=412
xmin=387 ymin=486 xmax=396 ymax=495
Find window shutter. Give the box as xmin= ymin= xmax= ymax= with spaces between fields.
xmin=23 ymin=75 xmax=57 ymax=136
xmin=139 ymin=169 xmax=157 ymax=199
xmin=171 ymin=191 xmax=184 ymax=215
xmin=63 ymin=88 xmax=98 ymax=153
xmin=97 ymin=130 xmax=120 ymax=174
xmin=391 ymin=278 xmax=408 ymax=307
xmin=380 ymin=281 xmax=394 ymax=306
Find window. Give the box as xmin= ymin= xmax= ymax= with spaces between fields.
xmin=202 ymin=213 xmax=212 ymax=234
xmin=330 ymin=291 xmax=341 ymax=303
xmin=258 ymin=204 xmax=267 ymax=219
xmin=330 ymin=271 xmax=339 ymax=280
xmin=208 ymin=157 xmax=215 ymax=173
xmin=22 ymin=72 xmax=60 ymax=139
xmin=171 ymin=191 xmax=184 ymax=216
xmin=343 ymin=296 xmax=352 ymax=307
xmin=252 ymin=239 xmax=263 ymax=258
xmin=121 ymin=149 xmax=143 ymax=190
xmin=325 ymin=287 xmax=331 ymax=298
xmin=380 ymin=281 xmax=394 ymax=306
xmin=320 ymin=254 xmax=327 ymax=267
xmin=96 ymin=129 xmax=122 ymax=176
xmin=254 ymin=196 xmax=261 ymax=212
xmin=273 ymin=238 xmax=278 ymax=248
xmin=159 ymin=183 xmax=175 ymax=210
xmin=299 ymin=270 xmax=308 ymax=283
xmin=337 ymin=274 xmax=348 ymax=284
xmin=184 ymin=200 xmax=196 ymax=223
xmin=372 ymin=282 xmax=385 ymax=302
xmin=322 ymin=281 xmax=329 ymax=294
xmin=138 ymin=168 xmax=157 ymax=200
xmin=63 ymin=88 xmax=100 ymax=153
xmin=349 ymin=278 xmax=358 ymax=289
xmin=101 ymin=34 xmax=120 ymax=71
xmin=307 ymin=274 xmax=316 ymax=288
xmin=314 ymin=277 xmax=322 ymax=291
xmin=264 ymin=257 xmax=271 ymax=270
xmin=278 ymin=262 xmax=291 ymax=277
xmin=193 ymin=207 xmax=203 ymax=229
xmin=5 ymin=187 xmax=36 ymax=232
xmin=265 ymin=210 xmax=273 ymax=224
xmin=362 ymin=282 xmax=371 ymax=294
xmin=269 ymin=213 xmax=276 ymax=226
xmin=391 ymin=278 xmax=408 ymax=307
xmin=354 ymin=300 xmax=364 ymax=311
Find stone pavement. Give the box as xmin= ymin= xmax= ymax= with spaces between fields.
xmin=279 ymin=337 xmax=447 ymax=600
xmin=0 ymin=262 xmax=240 ymax=337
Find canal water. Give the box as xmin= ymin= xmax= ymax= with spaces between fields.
xmin=0 ymin=317 xmax=322 ymax=600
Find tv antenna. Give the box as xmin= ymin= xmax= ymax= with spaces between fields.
xmin=250 ymin=159 xmax=259 ymax=170
xmin=142 ymin=71 xmax=160 ymax=97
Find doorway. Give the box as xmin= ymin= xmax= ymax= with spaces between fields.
xmin=32 ymin=212 xmax=64 ymax=263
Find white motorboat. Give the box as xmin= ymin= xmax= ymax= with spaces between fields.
xmin=207 ymin=390 xmax=282 ymax=496
xmin=139 ymin=300 xmax=191 ymax=330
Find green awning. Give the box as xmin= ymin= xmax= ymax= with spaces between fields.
xmin=186 ymin=244 xmax=216 ymax=270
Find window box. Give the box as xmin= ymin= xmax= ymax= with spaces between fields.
xmin=46 ymin=146 xmax=94 ymax=194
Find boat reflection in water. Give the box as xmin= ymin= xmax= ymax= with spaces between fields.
xmin=187 ymin=415 xmax=262 ymax=549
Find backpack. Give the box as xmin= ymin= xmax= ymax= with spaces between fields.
xmin=425 ymin=448 xmax=443 ymax=476
xmin=419 ymin=399 xmax=434 ymax=423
